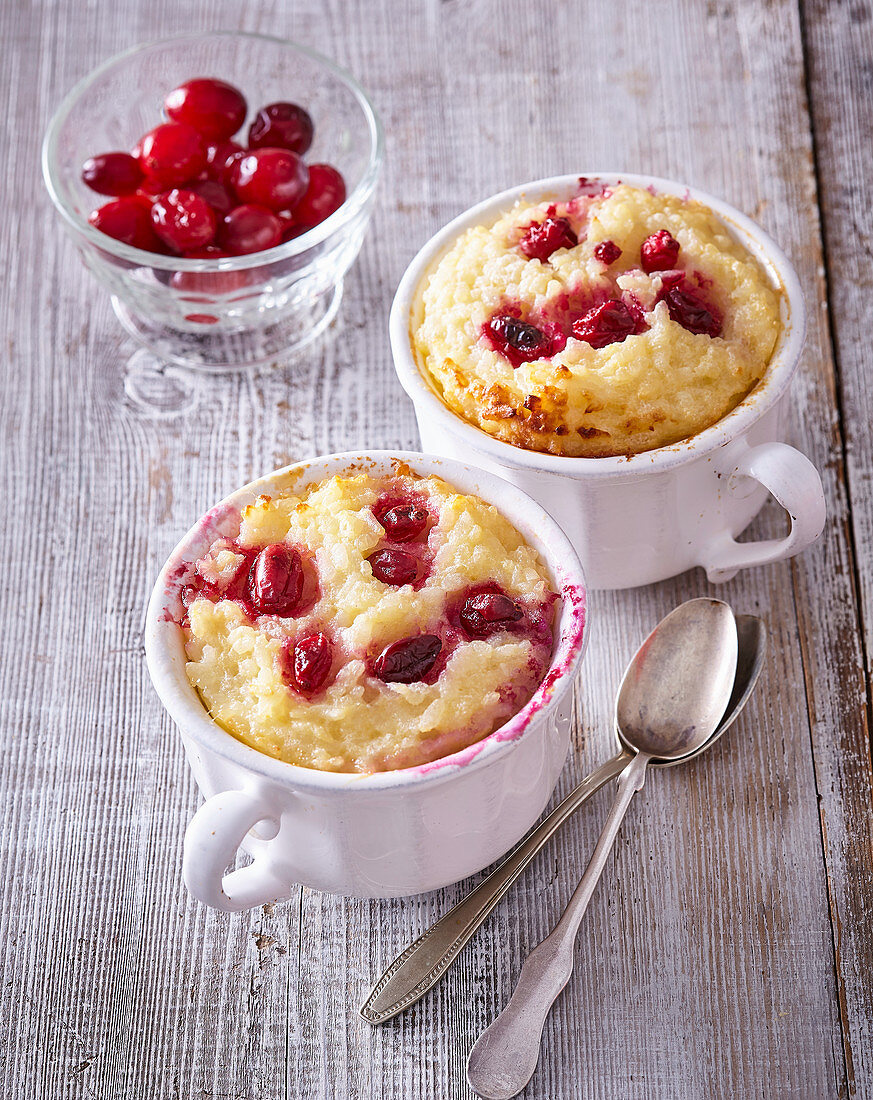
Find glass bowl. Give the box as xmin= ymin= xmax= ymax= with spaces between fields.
xmin=42 ymin=32 xmax=383 ymax=370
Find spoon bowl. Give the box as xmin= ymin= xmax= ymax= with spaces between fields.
xmin=616 ymin=598 xmax=739 ymax=759
xmin=643 ymin=613 xmax=766 ymax=767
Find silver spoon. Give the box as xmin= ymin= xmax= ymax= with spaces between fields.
xmin=465 ymin=598 xmax=739 ymax=1100
xmin=359 ymin=608 xmax=764 ymax=1027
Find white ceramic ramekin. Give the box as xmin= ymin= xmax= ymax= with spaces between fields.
xmin=145 ymin=452 xmax=588 ymax=909
xmin=390 ymin=172 xmax=826 ymax=590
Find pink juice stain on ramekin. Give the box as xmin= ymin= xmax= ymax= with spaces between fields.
xmin=157 ymin=501 xmax=242 ymax=621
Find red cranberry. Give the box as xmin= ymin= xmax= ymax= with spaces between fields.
xmin=663 ymin=287 xmax=722 ymax=338
xmin=88 ymin=196 xmax=161 ymax=251
xmin=593 ymin=239 xmax=622 ymax=265
xmin=231 ymin=148 xmax=309 ymax=212
xmin=658 ymin=270 xmax=685 ymax=292
xmin=164 ymin=78 xmax=247 ymax=140
xmin=136 ymin=181 xmax=164 ymax=204
xmin=219 ymin=204 xmax=282 ymax=255
xmin=292 ymin=164 xmax=347 ymax=228
xmin=519 ymin=216 xmax=577 ymax=262
xmin=137 ymin=122 xmax=208 ymax=187
xmin=572 ymin=299 xmax=638 ymax=349
xmin=248 ymin=102 xmax=314 ymax=155
xmin=249 ymin=544 xmax=304 ymax=615
xmin=81 ymin=152 xmax=143 ymax=196
xmin=640 ymin=229 xmax=680 ymax=274
xmin=181 ymin=244 xmax=226 ymax=259
xmin=367 ymin=548 xmax=419 ymax=586
xmin=150 ymin=189 xmax=217 ymax=253
xmin=376 ymin=503 xmax=428 ymax=542
xmin=288 ymin=632 xmax=333 ymax=694
xmin=205 ymin=140 xmax=244 ymax=182
xmin=276 ymin=211 xmax=305 ymax=241
xmin=373 ymin=635 xmax=442 ymax=684
xmin=170 ymin=263 xmax=254 ymax=295
xmin=621 ymin=292 xmax=647 ymax=331
xmin=486 ymin=313 xmax=553 ymax=366
xmin=459 ymin=592 xmax=523 ymax=638
xmin=185 ymin=179 xmax=234 ymax=215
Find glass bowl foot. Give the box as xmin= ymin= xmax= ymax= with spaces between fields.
xmin=112 ymin=279 xmax=343 ymax=371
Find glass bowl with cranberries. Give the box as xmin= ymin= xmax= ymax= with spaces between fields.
xmin=42 ymin=32 xmax=383 ymax=369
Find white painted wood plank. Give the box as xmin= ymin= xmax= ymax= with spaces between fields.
xmin=796 ymin=2 xmax=873 ymax=1096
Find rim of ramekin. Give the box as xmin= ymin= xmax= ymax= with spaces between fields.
xmin=144 ymin=451 xmax=589 ymax=794
xmin=390 ymin=172 xmax=807 ymax=478
xmin=41 ymin=31 xmax=384 ymax=272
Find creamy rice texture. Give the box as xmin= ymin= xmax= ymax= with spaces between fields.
xmin=411 ymin=182 xmax=782 ymax=457
xmin=181 ymin=468 xmax=556 ymax=772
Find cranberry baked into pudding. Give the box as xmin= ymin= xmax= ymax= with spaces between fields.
xmin=411 ymin=181 xmax=782 ymax=457
xmin=178 ymin=467 xmax=557 ymax=772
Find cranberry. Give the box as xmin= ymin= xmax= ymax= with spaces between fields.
xmin=593 ymin=239 xmax=622 ymax=265
xmin=459 ymin=592 xmax=523 ymax=638
xmin=150 ymin=189 xmax=217 ymax=253
xmin=292 ymin=164 xmax=347 ymax=228
xmin=640 ymin=229 xmax=680 ymax=274
xmin=231 ymin=148 xmax=309 ymax=212
xmin=135 ymin=180 xmax=164 ymax=204
xmin=248 ymin=102 xmax=314 ymax=154
xmin=367 ymin=548 xmax=419 ymax=586
xmin=181 ymin=244 xmax=227 ymax=259
xmin=164 ymin=78 xmax=247 ymax=140
xmin=519 ymin=216 xmax=577 ymax=262
xmin=170 ymin=264 xmax=254 ymax=295
xmin=219 ymin=204 xmax=282 ymax=255
xmin=88 ymin=196 xmax=161 ymax=251
xmin=658 ymin=270 xmax=685 ymax=292
xmin=572 ymin=299 xmax=637 ymax=349
xmin=373 ymin=635 xmax=442 ymax=684
xmin=137 ymin=122 xmax=208 ymax=187
xmin=248 ymin=544 xmax=304 ymax=615
xmin=288 ymin=632 xmax=333 ymax=694
xmin=186 ymin=179 xmax=234 ymax=215
xmin=621 ymin=293 xmax=647 ymax=331
xmin=205 ymin=140 xmax=244 ymax=182
xmin=375 ymin=503 xmax=428 ymax=542
xmin=81 ymin=152 xmax=143 ymax=196
xmin=663 ymin=287 xmax=722 ymax=338
xmin=276 ymin=210 xmax=302 ymax=239
xmin=486 ymin=313 xmax=553 ymax=367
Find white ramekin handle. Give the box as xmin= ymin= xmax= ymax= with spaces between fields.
xmin=183 ymin=788 xmax=289 ymax=912
xmin=701 ymin=441 xmax=826 ymax=583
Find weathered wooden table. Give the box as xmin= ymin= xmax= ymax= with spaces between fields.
xmin=4 ymin=1 xmax=872 ymax=1096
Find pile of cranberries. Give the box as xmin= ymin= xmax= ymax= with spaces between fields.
xmin=82 ymin=77 xmax=346 ymax=258
xmin=486 ymin=222 xmax=722 ymax=365
xmin=181 ymin=493 xmax=532 ymax=697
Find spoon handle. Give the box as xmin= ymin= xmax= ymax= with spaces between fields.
xmin=359 ymin=752 xmax=630 ymax=1024
xmin=466 ymin=753 xmax=650 ymax=1100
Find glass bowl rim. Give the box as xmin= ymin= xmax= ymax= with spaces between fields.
xmin=41 ymin=30 xmax=384 ymax=272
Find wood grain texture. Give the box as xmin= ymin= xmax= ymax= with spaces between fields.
xmin=0 ymin=0 xmax=870 ymax=1097
xmin=798 ymin=2 xmax=873 ymax=1095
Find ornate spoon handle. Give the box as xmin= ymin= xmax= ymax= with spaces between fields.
xmin=359 ymin=752 xmax=630 ymax=1025
xmin=466 ymin=752 xmax=650 ymax=1099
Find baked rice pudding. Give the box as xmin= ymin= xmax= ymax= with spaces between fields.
xmin=411 ymin=181 xmax=782 ymax=457
xmin=178 ymin=466 xmax=557 ymax=772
